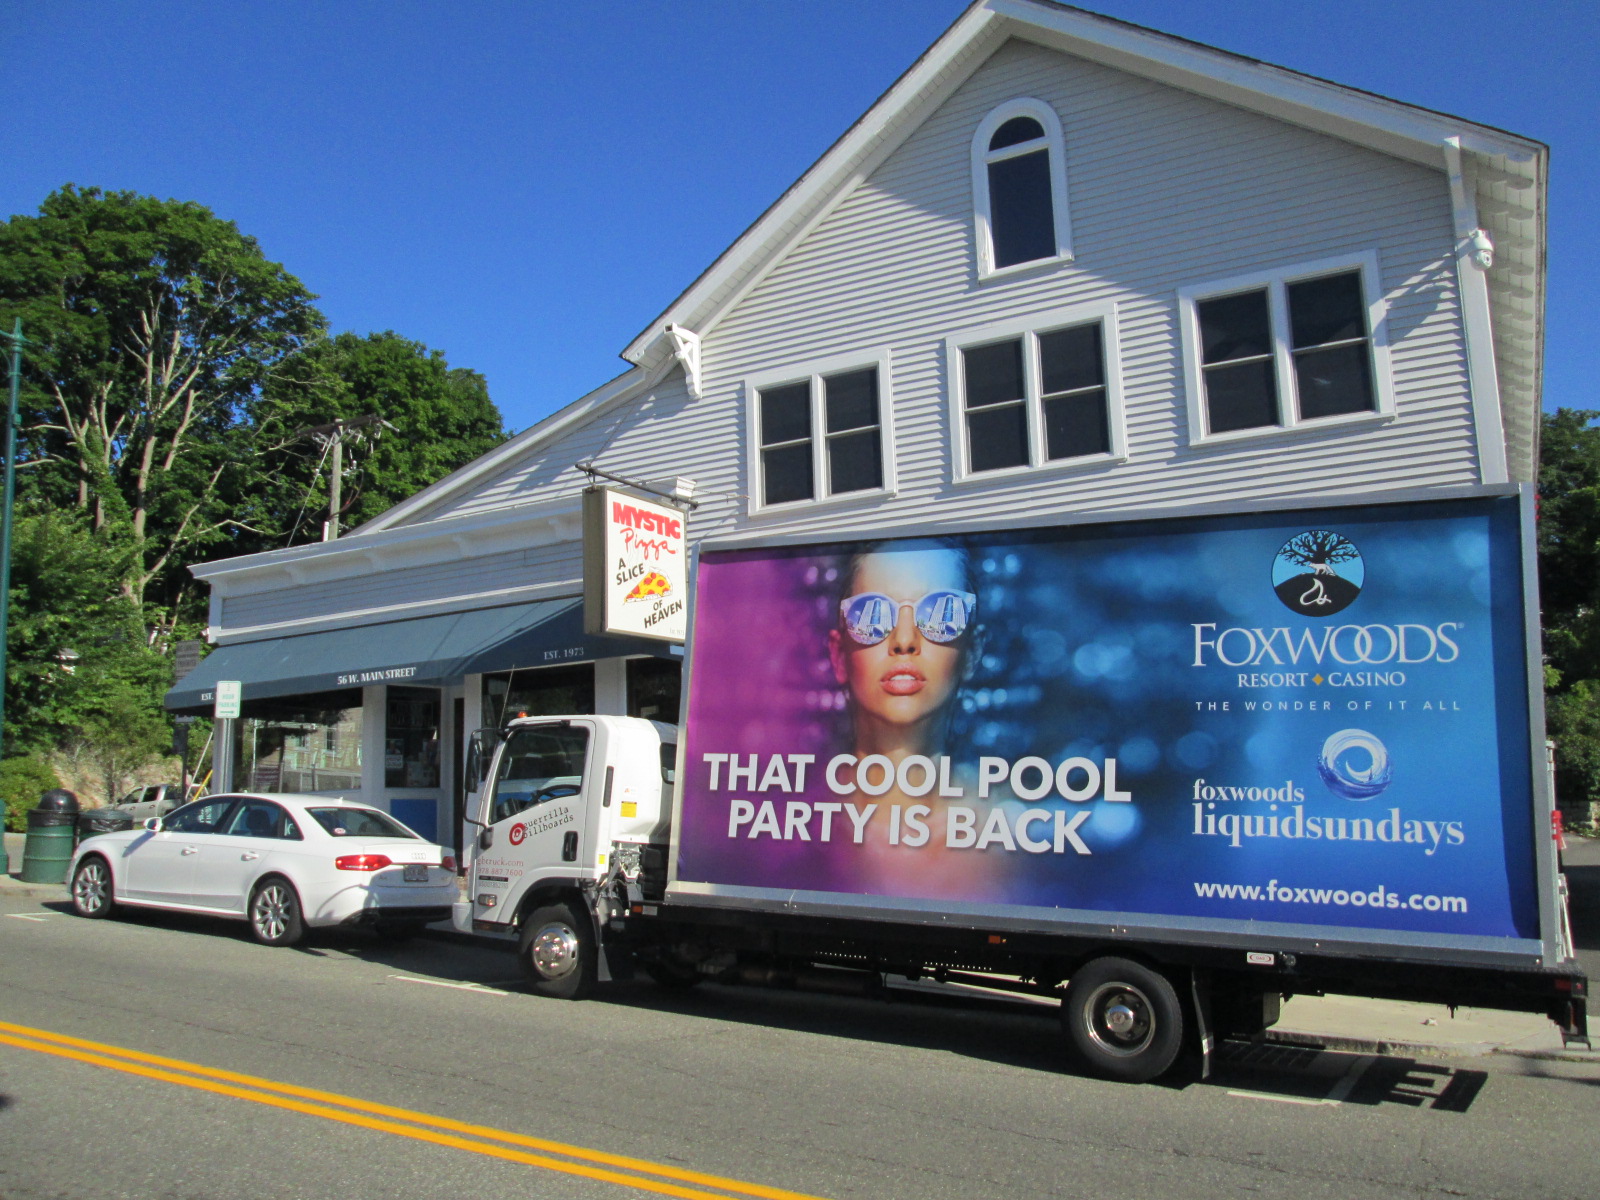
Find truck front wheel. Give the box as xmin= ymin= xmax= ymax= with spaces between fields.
xmin=519 ymin=902 xmax=596 ymax=1000
xmin=1062 ymin=957 xmax=1183 ymax=1083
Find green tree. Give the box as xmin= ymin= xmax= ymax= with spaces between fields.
xmin=3 ymin=505 xmax=147 ymax=753
xmin=1538 ymin=408 xmax=1600 ymax=813
xmin=0 ymin=184 xmax=325 ymax=613
xmin=258 ymin=330 xmax=505 ymax=541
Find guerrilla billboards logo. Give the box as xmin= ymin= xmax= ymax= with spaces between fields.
xmin=1272 ymin=530 xmax=1363 ymax=617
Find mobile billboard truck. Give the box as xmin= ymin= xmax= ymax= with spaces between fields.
xmin=458 ymin=486 xmax=1587 ymax=1082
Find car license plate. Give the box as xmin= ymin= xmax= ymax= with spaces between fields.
xmin=403 ymin=865 xmax=429 ymax=883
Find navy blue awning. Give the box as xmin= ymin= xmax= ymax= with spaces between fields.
xmin=166 ymin=598 xmax=670 ymax=711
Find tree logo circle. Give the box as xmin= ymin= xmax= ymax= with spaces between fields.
xmin=1271 ymin=530 xmax=1364 ymax=617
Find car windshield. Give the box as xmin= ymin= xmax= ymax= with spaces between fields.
xmin=306 ymin=807 xmax=419 ymax=839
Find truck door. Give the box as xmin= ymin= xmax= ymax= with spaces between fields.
xmin=474 ymin=722 xmax=593 ymax=911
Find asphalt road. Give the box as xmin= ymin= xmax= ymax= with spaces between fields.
xmin=1 ymin=888 xmax=1596 ymax=1200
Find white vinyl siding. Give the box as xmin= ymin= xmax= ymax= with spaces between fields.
xmin=233 ymin=38 xmax=1480 ymax=643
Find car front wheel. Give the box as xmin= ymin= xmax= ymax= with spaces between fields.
xmin=71 ymin=857 xmax=115 ymax=919
xmin=248 ymin=877 xmax=305 ymax=947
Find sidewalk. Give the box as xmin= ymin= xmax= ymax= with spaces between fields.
xmin=5 ymin=829 xmax=1594 ymax=1062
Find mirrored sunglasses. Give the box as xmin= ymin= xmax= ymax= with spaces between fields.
xmin=839 ymin=590 xmax=977 ymax=646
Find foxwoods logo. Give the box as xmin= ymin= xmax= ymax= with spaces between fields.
xmin=1318 ymin=728 xmax=1393 ymax=799
xmin=1191 ymin=621 xmax=1462 ymax=667
xmin=1272 ymin=530 xmax=1363 ymax=617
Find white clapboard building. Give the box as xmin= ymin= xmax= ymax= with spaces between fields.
xmin=169 ymin=0 xmax=1545 ymax=853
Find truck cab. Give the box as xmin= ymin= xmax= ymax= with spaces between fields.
xmin=456 ymin=714 xmax=674 ymax=996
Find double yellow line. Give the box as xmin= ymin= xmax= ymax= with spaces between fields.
xmin=0 ymin=1020 xmax=828 ymax=1200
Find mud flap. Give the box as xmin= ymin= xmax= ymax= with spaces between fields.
xmin=1185 ymin=968 xmax=1214 ymax=1081
xmin=590 ymin=910 xmax=634 ymax=983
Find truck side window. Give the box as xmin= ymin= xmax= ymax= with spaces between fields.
xmin=490 ymin=725 xmax=589 ymax=824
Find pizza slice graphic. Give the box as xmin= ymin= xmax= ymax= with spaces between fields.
xmin=623 ymin=571 xmax=672 ymax=603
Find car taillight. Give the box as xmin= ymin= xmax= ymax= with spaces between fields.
xmin=441 ymin=855 xmax=457 ymax=873
xmin=335 ymin=854 xmax=392 ymax=871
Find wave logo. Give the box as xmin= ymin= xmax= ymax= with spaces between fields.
xmin=1272 ymin=531 xmax=1364 ymax=617
xmin=1317 ymin=728 xmax=1393 ymax=800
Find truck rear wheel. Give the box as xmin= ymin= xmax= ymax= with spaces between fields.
xmin=519 ymin=902 xmax=596 ymax=1000
xmin=1062 ymin=957 xmax=1183 ymax=1083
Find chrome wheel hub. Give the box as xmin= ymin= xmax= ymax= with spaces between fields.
xmin=1083 ymin=982 xmax=1155 ymax=1057
xmin=528 ymin=923 xmax=580 ymax=979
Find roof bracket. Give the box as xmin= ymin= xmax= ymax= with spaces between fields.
xmin=665 ymin=324 xmax=703 ymax=400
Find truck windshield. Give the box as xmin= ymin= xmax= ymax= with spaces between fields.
xmin=491 ymin=725 xmax=589 ymax=823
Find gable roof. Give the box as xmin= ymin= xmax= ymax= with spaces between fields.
xmin=360 ymin=0 xmax=1545 ymax=535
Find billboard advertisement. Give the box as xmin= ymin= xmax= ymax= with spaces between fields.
xmin=583 ymin=486 xmax=689 ymax=642
xmin=674 ymin=494 xmax=1540 ymax=945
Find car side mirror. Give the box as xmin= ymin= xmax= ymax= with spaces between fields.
xmin=143 ymin=818 xmax=161 ymax=831
xmin=477 ymin=827 xmax=493 ymax=851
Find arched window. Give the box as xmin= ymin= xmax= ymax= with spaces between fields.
xmin=972 ymin=99 xmax=1072 ymax=276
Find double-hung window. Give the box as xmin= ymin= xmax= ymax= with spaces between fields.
xmin=748 ymin=356 xmax=891 ymax=511
xmin=971 ymin=99 xmax=1073 ymax=277
xmin=947 ymin=302 xmax=1125 ymax=480
xmin=1179 ymin=253 xmax=1394 ymax=443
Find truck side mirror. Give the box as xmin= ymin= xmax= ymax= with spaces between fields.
xmin=465 ymin=727 xmax=502 ymax=790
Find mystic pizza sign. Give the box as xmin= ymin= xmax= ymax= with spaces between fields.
xmin=582 ymin=486 xmax=688 ymax=642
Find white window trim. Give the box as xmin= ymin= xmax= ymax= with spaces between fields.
xmin=945 ymin=300 xmax=1127 ymax=484
xmin=744 ymin=349 xmax=897 ymax=517
xmin=1178 ymin=251 xmax=1397 ymax=448
xmin=971 ymin=98 xmax=1074 ymax=281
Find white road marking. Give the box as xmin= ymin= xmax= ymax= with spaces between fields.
xmin=4 ymin=913 xmax=52 ymax=922
xmin=1324 ymin=1054 xmax=1376 ymax=1103
xmin=1228 ymin=1052 xmax=1377 ymax=1107
xmin=1227 ymin=1089 xmax=1338 ymax=1106
xmin=387 ymin=974 xmax=508 ymax=995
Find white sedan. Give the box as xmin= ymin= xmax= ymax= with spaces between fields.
xmin=67 ymin=793 xmax=459 ymax=947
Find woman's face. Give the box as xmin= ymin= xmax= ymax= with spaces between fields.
xmin=829 ymin=547 xmax=970 ymax=733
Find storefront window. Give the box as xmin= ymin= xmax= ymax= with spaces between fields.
xmin=386 ymin=686 xmax=441 ymax=789
xmin=233 ymin=691 xmax=363 ymax=795
xmin=481 ymin=663 xmax=595 ymax=726
xmin=627 ymin=657 xmax=682 ymax=723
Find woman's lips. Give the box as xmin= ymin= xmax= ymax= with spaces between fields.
xmin=880 ymin=667 xmax=926 ymax=695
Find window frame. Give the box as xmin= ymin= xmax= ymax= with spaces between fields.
xmin=971 ymin=98 xmax=1074 ymax=281
xmin=744 ymin=350 xmax=896 ymax=516
xmin=1178 ymin=251 xmax=1396 ymax=447
xmin=944 ymin=300 xmax=1127 ymax=484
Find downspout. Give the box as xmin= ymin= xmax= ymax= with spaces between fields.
xmin=1443 ymin=136 xmax=1509 ymax=485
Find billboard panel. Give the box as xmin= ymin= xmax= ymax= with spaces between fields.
xmin=674 ymin=494 xmax=1540 ymax=945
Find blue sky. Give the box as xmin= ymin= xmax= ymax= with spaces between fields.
xmin=4 ymin=1 xmax=1595 ymax=435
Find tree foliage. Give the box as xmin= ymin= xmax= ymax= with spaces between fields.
xmin=0 ymin=185 xmax=505 ymax=789
xmin=0 ymin=184 xmax=325 ymax=611
xmin=256 ymin=331 xmax=505 ymax=542
xmin=1539 ymin=408 xmax=1600 ymax=812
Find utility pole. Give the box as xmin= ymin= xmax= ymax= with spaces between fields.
xmin=286 ymin=413 xmax=386 ymax=541
xmin=0 ymin=319 xmax=26 ymax=764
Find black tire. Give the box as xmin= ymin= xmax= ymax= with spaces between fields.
xmin=373 ymin=920 xmax=426 ymax=943
xmin=1062 ymin=956 xmax=1184 ymax=1083
xmin=71 ymin=856 xmax=115 ymax=919
xmin=642 ymin=957 xmax=702 ymax=990
xmin=248 ymin=876 xmax=305 ymax=947
xmin=519 ymin=902 xmax=596 ymax=1000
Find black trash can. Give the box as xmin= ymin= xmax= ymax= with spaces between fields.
xmin=77 ymin=807 xmax=135 ymax=842
xmin=21 ymin=789 xmax=80 ymax=884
